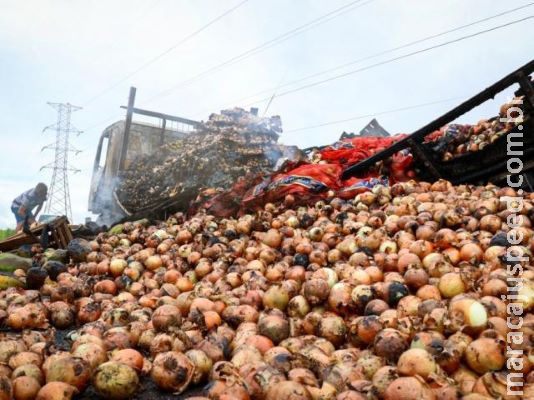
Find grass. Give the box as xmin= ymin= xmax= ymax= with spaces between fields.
xmin=0 ymin=229 xmax=16 ymax=241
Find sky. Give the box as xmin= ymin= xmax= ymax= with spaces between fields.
xmin=0 ymin=0 xmax=533 ymax=227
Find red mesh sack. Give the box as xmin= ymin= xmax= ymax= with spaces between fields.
xmin=243 ymin=163 xmax=342 ymax=209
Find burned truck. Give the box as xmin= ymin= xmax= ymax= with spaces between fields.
xmin=88 ymin=93 xmax=300 ymax=225
xmin=88 ymin=103 xmax=200 ymax=225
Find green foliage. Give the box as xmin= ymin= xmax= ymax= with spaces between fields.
xmin=0 ymin=229 xmax=15 ymax=241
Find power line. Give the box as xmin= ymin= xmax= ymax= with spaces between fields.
xmin=238 ymin=15 xmax=533 ymax=108
xmin=145 ymin=0 xmax=377 ymax=103
xmin=83 ymin=12 xmax=532 ymax=132
xmin=82 ymin=113 xmax=123 ymax=132
xmin=82 ymin=0 xmax=251 ymax=106
xmin=285 ymin=96 xmax=465 ymax=133
xmin=192 ymin=2 xmax=534 ymax=116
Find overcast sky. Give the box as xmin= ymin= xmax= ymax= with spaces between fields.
xmin=0 ymin=0 xmax=533 ymax=227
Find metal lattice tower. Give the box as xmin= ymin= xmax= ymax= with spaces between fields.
xmin=41 ymin=103 xmax=82 ymax=222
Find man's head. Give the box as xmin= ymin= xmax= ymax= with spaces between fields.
xmin=35 ymin=183 xmax=48 ymax=199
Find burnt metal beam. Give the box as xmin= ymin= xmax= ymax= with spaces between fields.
xmin=408 ymin=139 xmax=441 ymax=179
xmin=453 ymin=157 xmax=534 ymax=185
xmin=119 ymin=106 xmax=200 ymax=127
xmin=342 ymin=59 xmax=534 ymax=180
xmin=119 ymin=87 xmax=136 ymax=171
xmin=517 ymin=71 xmax=534 ymax=109
xmin=160 ymin=118 xmax=167 ymax=146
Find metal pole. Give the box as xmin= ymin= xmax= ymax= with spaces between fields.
xmin=119 ymin=87 xmax=137 ymax=170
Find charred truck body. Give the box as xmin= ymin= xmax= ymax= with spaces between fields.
xmin=88 ymin=102 xmax=199 ymax=225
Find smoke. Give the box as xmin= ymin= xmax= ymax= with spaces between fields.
xmin=89 ymin=173 xmax=125 ymax=226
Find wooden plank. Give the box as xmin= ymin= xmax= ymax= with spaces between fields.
xmin=0 ymin=235 xmax=37 ymax=251
xmin=342 ymin=59 xmax=534 ymax=179
xmin=0 ymin=217 xmax=74 ymax=251
xmin=64 ymin=224 xmax=73 ymax=243
xmin=56 ymin=227 xmax=65 ymax=248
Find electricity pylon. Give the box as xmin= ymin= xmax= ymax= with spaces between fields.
xmin=40 ymin=103 xmax=82 ymax=222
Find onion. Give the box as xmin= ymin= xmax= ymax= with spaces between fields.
xmin=349 ymin=316 xmax=383 ymax=346
xmin=12 ymin=364 xmax=44 ymax=385
xmin=258 ymin=315 xmax=290 ymax=344
xmin=186 ymin=349 xmax=213 ymax=384
xmin=465 ymin=338 xmax=506 ymax=374
xmin=13 ymin=376 xmax=41 ymax=400
xmin=288 ymin=295 xmax=311 ymax=318
xmin=152 ymin=304 xmax=182 ymax=332
xmin=459 ymin=243 xmax=483 ymax=263
xmin=245 ymin=335 xmax=274 ymax=354
xmin=449 ymin=297 xmax=488 ymax=330
xmin=151 ymin=351 xmax=194 ymax=393
xmin=45 ymin=356 xmax=91 ymax=391
xmin=266 ymin=381 xmax=311 ymax=400
xmin=438 ymin=273 xmax=465 ymax=298
xmin=371 ymin=366 xmax=398 ymax=398
xmin=263 ymin=229 xmax=283 ymax=248
xmin=48 ymin=301 xmax=75 ymax=329
xmin=398 ymin=253 xmax=422 ymax=273
xmin=109 ymin=258 xmax=127 ymax=277
xmin=397 ymin=348 xmax=437 ymax=379
xmin=263 ymin=286 xmax=290 ymax=310
xmin=517 ymin=280 xmax=534 ymax=311
xmin=303 ymin=279 xmax=330 ymax=306
xmin=374 ymin=329 xmax=408 ymax=362
xmin=384 ymin=376 xmax=435 ymax=400
xmin=72 ymin=343 xmax=107 ymax=371
xmin=36 ymin=382 xmax=77 ymax=400
xmin=365 ymin=299 xmax=389 ymax=316
xmin=145 ymin=255 xmax=163 ymax=271
xmin=110 ymin=349 xmax=144 ymax=371
xmin=318 ymin=314 xmax=347 ymax=347
xmin=0 ymin=376 xmax=11 ymax=400
xmin=328 ymin=282 xmax=354 ymax=315
xmin=404 ymin=268 xmax=429 ymax=289
xmin=479 ymin=215 xmax=502 ymax=233
xmin=92 ymin=362 xmax=138 ymax=400
xmin=8 ymin=351 xmax=42 ymax=370
xmin=288 ymin=368 xmax=319 ymax=387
